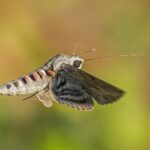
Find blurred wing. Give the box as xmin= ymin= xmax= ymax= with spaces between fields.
xmin=50 ymin=67 xmax=94 ymax=111
xmin=77 ymin=68 xmax=124 ymax=104
xmin=36 ymin=90 xmax=53 ymax=107
xmin=51 ymin=65 xmax=124 ymax=107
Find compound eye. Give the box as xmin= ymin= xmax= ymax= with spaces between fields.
xmin=73 ymin=60 xmax=82 ymax=68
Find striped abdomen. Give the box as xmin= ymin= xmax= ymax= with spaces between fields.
xmin=0 ymin=68 xmax=54 ymax=96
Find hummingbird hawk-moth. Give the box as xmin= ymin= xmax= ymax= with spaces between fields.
xmin=0 ymin=53 xmax=124 ymax=111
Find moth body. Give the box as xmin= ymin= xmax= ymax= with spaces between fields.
xmin=0 ymin=53 xmax=124 ymax=111
xmin=0 ymin=54 xmax=84 ymax=96
xmin=0 ymin=68 xmax=52 ymax=96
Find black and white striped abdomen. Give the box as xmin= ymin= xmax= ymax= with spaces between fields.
xmin=0 ymin=68 xmax=53 ymax=96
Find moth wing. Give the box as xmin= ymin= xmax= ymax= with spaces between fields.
xmin=77 ymin=68 xmax=124 ymax=104
xmin=50 ymin=67 xmax=94 ymax=111
xmin=36 ymin=90 xmax=53 ymax=107
xmin=51 ymin=65 xmax=124 ymax=106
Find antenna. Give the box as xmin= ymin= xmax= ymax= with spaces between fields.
xmin=77 ymin=48 xmax=96 ymax=56
xmin=86 ymin=48 xmax=96 ymax=53
xmin=85 ymin=53 xmax=150 ymax=62
xmin=72 ymin=43 xmax=79 ymax=55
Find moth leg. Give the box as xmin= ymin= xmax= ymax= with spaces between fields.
xmin=36 ymin=89 xmax=53 ymax=107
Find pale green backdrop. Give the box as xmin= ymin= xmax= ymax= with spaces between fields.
xmin=0 ymin=0 xmax=150 ymax=150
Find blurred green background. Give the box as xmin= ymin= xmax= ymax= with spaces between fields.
xmin=0 ymin=0 xmax=150 ymax=150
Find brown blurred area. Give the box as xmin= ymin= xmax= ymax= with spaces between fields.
xmin=0 ymin=0 xmax=150 ymax=150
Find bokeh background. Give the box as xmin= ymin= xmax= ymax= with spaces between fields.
xmin=0 ymin=0 xmax=150 ymax=150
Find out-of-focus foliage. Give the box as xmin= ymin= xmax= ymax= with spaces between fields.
xmin=0 ymin=0 xmax=150 ymax=150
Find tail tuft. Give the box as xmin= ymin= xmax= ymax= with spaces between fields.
xmin=0 ymin=69 xmax=50 ymax=96
xmin=0 ymin=82 xmax=17 ymax=96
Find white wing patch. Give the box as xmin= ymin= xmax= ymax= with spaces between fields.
xmin=36 ymin=90 xmax=53 ymax=107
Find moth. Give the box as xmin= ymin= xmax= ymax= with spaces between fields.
xmin=0 ymin=53 xmax=124 ymax=111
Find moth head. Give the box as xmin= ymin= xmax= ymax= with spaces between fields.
xmin=44 ymin=54 xmax=84 ymax=71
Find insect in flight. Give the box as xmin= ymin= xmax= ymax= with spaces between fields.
xmin=0 ymin=51 xmax=125 ymax=111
